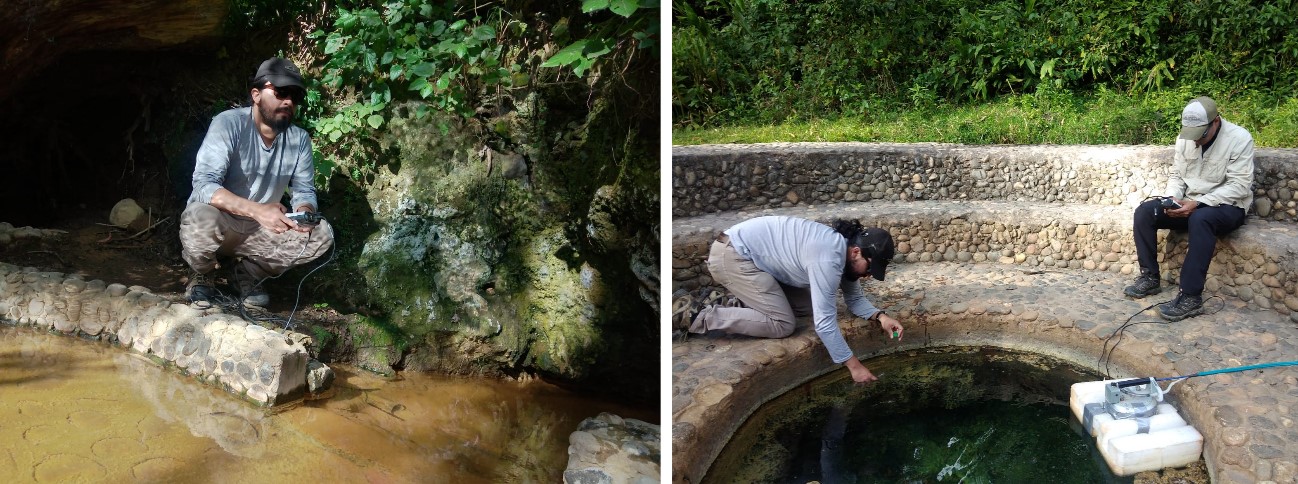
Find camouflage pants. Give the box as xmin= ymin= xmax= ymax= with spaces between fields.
xmin=179 ymin=203 xmax=334 ymax=281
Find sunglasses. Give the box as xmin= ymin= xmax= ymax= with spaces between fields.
xmin=264 ymin=84 xmax=305 ymax=104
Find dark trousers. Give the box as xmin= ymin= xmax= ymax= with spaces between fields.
xmin=1133 ymin=199 xmax=1246 ymax=297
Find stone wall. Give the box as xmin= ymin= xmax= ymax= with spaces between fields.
xmin=672 ymin=144 xmax=1298 ymax=319
xmin=0 ymin=262 xmax=331 ymax=406
xmin=673 ymin=143 xmax=1298 ymax=222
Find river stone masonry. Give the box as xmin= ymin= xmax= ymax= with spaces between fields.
xmin=674 ymin=143 xmax=1298 ymax=222
xmin=672 ymin=143 xmax=1298 ymax=484
xmin=0 ymin=262 xmax=331 ymax=406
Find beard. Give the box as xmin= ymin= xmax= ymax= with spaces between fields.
xmin=259 ymin=101 xmax=294 ymax=133
xmin=842 ymin=266 xmax=869 ymax=282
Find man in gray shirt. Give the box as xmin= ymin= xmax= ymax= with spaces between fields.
xmin=689 ymin=216 xmax=905 ymax=383
xmin=180 ymin=57 xmax=334 ymax=308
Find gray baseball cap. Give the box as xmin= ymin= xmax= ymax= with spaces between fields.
xmin=1178 ymin=97 xmax=1218 ymax=140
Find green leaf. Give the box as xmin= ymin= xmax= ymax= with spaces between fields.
xmin=609 ymin=0 xmax=639 ymax=17
xmin=582 ymin=0 xmax=610 ymax=13
xmin=472 ymin=25 xmax=496 ymax=41
xmin=367 ymin=114 xmax=384 ymax=129
xmin=324 ymin=34 xmax=347 ymax=55
xmin=410 ymin=77 xmax=430 ymax=94
xmin=541 ymin=40 xmax=589 ymax=68
xmin=410 ymin=62 xmax=436 ymax=78
xmin=329 ymin=129 xmax=343 ymax=142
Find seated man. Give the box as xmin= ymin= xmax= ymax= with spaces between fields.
xmin=1124 ymin=96 xmax=1254 ymax=321
xmin=180 ymin=57 xmax=334 ymax=307
xmin=689 ymin=215 xmax=905 ymax=383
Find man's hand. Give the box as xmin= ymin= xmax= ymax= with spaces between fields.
xmin=288 ymin=205 xmax=317 ymax=233
xmin=1166 ymin=198 xmax=1198 ymax=218
xmin=250 ymin=202 xmax=293 ymax=233
xmin=879 ymin=313 xmax=904 ymax=341
xmin=210 ymin=188 xmax=299 ymax=234
xmin=843 ymin=357 xmax=878 ymax=384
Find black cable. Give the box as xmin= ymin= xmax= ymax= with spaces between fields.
xmin=1099 ymin=300 xmax=1169 ymax=378
xmin=1099 ymin=294 xmax=1225 ymax=378
xmin=210 ymin=223 xmax=338 ymax=332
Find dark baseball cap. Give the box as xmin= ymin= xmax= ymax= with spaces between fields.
xmin=253 ymin=57 xmax=304 ymax=89
xmin=857 ymin=228 xmax=895 ymax=281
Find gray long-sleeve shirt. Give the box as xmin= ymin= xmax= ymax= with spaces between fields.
xmin=188 ymin=107 xmax=318 ymax=210
xmin=1166 ymin=118 xmax=1254 ymax=212
xmin=726 ymin=216 xmax=882 ymax=364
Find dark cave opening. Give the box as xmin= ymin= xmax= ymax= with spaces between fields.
xmin=0 ymin=49 xmax=230 ymax=228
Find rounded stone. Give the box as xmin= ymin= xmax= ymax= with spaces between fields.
xmin=33 ymin=454 xmax=106 ymax=482
xmin=694 ymin=383 xmax=732 ymax=406
xmin=1222 ymin=427 xmax=1250 ymax=446
xmin=132 ymin=457 xmax=187 ymax=481
xmin=62 ymin=279 xmax=86 ymax=293
xmin=1259 ymin=333 xmax=1278 ymax=346
xmin=1274 ymin=461 xmax=1298 ymax=484
xmin=1219 ymin=446 xmax=1251 ymax=466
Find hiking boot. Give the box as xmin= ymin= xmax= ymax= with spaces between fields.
xmin=1158 ymin=292 xmax=1204 ymax=322
xmin=1123 ymin=273 xmax=1162 ymax=298
xmin=235 ymin=270 xmax=270 ymax=308
xmin=185 ymin=271 xmax=216 ymax=306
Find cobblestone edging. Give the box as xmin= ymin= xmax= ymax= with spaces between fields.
xmin=672 ymin=143 xmax=1298 ymax=222
xmin=0 ymin=262 xmax=331 ymax=406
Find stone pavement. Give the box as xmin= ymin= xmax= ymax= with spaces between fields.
xmin=671 ymin=261 xmax=1298 ymax=483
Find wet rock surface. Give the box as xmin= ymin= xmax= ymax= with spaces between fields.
xmin=564 ymin=413 xmax=661 ymax=484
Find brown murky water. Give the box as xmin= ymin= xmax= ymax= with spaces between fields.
xmin=0 ymin=325 xmax=654 ymax=482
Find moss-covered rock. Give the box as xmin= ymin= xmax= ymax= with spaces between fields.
xmin=332 ymin=96 xmax=656 ymax=393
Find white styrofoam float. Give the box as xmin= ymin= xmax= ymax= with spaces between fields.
xmin=1070 ymin=378 xmax=1203 ymax=476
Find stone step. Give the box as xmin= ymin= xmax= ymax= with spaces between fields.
xmin=671 ymin=201 xmax=1298 ymax=318
xmin=0 ymin=262 xmax=332 ymax=406
xmin=672 ymin=142 xmax=1298 ymax=222
xmin=671 ymin=261 xmax=1298 ymax=483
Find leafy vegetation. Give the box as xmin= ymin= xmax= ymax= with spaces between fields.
xmin=674 ymin=0 xmax=1298 ymax=144
xmin=674 ymin=84 xmax=1298 ymax=147
xmin=300 ymin=0 xmax=658 ymax=183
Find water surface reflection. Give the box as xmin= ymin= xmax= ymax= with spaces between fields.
xmin=0 ymin=326 xmax=652 ymax=481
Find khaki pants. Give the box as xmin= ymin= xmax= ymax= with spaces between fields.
xmin=179 ymin=203 xmax=334 ymax=281
xmin=691 ymin=239 xmax=812 ymax=337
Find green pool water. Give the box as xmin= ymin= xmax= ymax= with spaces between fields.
xmin=707 ymin=347 xmax=1146 ymax=484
